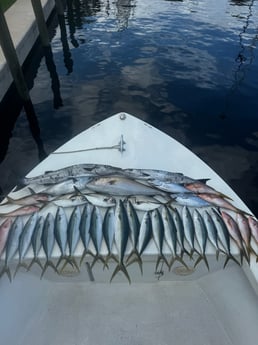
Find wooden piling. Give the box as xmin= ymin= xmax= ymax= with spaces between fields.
xmin=31 ymin=0 xmax=50 ymax=47
xmin=0 ymin=6 xmax=30 ymax=102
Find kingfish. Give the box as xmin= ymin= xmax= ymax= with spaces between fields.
xmin=125 ymin=200 xmax=142 ymax=273
xmin=193 ymin=209 xmax=209 ymax=270
xmin=41 ymin=213 xmax=57 ymax=278
xmin=110 ymin=200 xmax=131 ymax=283
xmin=151 ymin=208 xmax=169 ymax=270
xmin=0 ymin=216 xmax=23 ymax=281
xmin=14 ymin=212 xmax=39 ymax=275
xmin=89 ymin=206 xmax=105 ymax=267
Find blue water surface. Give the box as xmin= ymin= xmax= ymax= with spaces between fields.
xmin=0 ymin=0 xmax=258 ymax=214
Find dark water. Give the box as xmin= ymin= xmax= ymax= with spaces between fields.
xmin=0 ymin=0 xmax=258 ymax=214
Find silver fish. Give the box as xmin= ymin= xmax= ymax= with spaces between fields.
xmin=43 ymin=177 xmax=92 ymax=196
xmin=127 ymin=196 xmax=160 ymax=212
xmin=138 ymin=211 xmax=152 ymax=256
xmin=125 ymin=200 xmax=142 ymax=273
xmin=28 ymin=216 xmax=44 ymax=270
xmin=103 ymin=207 xmax=117 ymax=267
xmin=193 ymin=209 xmax=209 ymax=270
xmin=79 ymin=203 xmax=93 ymax=265
xmin=221 ymin=211 xmax=247 ymax=263
xmin=53 ymin=195 xmax=88 ymax=208
xmin=64 ymin=206 xmax=81 ymax=271
xmin=147 ymin=179 xmax=191 ymax=194
xmin=110 ymin=200 xmax=131 ymax=283
xmin=182 ymin=206 xmax=196 ymax=257
xmin=236 ymin=213 xmax=251 ymax=255
xmin=84 ymin=194 xmax=116 ymax=208
xmin=86 ymin=176 xmax=165 ymax=196
xmin=0 ymin=216 xmax=23 ymax=281
xmin=0 ymin=218 xmax=13 ymax=257
xmin=210 ymin=209 xmax=239 ymax=267
xmin=14 ymin=212 xmax=39 ymax=275
xmin=89 ymin=206 xmax=105 ymax=267
xmin=170 ymin=193 xmax=211 ymax=208
xmin=41 ymin=213 xmax=57 ymax=278
xmin=170 ymin=207 xmax=188 ymax=256
xmin=161 ymin=206 xmax=188 ymax=269
xmin=151 ymin=208 xmax=169 ymax=270
xmin=203 ymin=210 xmax=220 ymax=259
xmin=54 ymin=207 xmax=68 ymax=269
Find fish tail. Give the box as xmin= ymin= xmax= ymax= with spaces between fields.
xmin=103 ymin=254 xmax=118 ymax=270
xmin=194 ymin=255 xmax=210 ymax=271
xmin=0 ymin=265 xmax=12 ymax=282
xmin=14 ymin=261 xmax=29 ymax=277
xmin=155 ymin=254 xmax=169 ymax=271
xmin=215 ymin=249 xmax=220 ymax=261
xmin=126 ymin=252 xmax=143 ymax=275
xmin=110 ymin=263 xmax=131 ymax=284
xmin=79 ymin=249 xmax=88 ymax=266
xmin=223 ymin=254 xmax=240 ymax=269
xmin=56 ymin=256 xmax=69 ymax=270
xmin=40 ymin=260 xmax=58 ymax=279
xmin=91 ymin=255 xmax=105 ymax=269
xmin=27 ymin=257 xmax=43 ymax=271
xmin=126 ymin=250 xmax=143 ymax=274
xmin=169 ymin=256 xmax=189 ymax=270
xmin=60 ymin=257 xmax=79 ymax=273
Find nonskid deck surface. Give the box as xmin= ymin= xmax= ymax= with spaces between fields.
xmin=0 ymin=265 xmax=257 ymax=345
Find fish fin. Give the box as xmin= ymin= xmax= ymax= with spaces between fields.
xmin=126 ymin=252 xmax=143 ymax=275
xmin=60 ymin=257 xmax=79 ymax=273
xmin=14 ymin=262 xmax=28 ymax=277
xmin=91 ymin=255 xmax=105 ymax=269
xmin=194 ymin=255 xmax=210 ymax=271
xmin=198 ymin=178 xmax=210 ymax=184
xmin=103 ymin=254 xmax=118 ymax=270
xmin=56 ymin=256 xmax=74 ymax=270
xmin=169 ymin=256 xmax=189 ymax=271
xmin=40 ymin=260 xmax=58 ymax=279
xmin=27 ymin=257 xmax=43 ymax=270
xmin=223 ymin=255 xmax=240 ymax=269
xmin=155 ymin=254 xmax=169 ymax=271
xmin=110 ymin=263 xmax=131 ymax=284
xmin=0 ymin=265 xmax=12 ymax=282
xmin=28 ymin=187 xmax=36 ymax=195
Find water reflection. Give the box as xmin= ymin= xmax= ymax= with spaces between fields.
xmin=115 ymin=0 xmax=136 ymax=31
xmin=58 ymin=13 xmax=73 ymax=74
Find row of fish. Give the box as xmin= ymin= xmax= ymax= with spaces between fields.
xmin=1 ymin=199 xmax=258 ymax=283
xmin=0 ymin=164 xmax=246 ymax=217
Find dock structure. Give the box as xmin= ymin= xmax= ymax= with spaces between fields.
xmin=0 ymin=0 xmax=55 ymax=102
